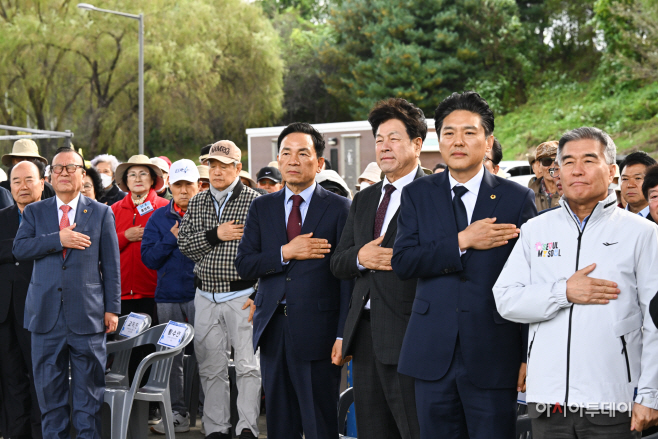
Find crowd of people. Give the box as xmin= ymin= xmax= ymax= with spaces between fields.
xmin=1 ymin=90 xmax=658 ymax=439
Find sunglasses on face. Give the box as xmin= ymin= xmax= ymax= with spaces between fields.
xmin=540 ymin=157 xmax=556 ymax=167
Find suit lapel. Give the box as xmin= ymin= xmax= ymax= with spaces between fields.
xmin=430 ymin=171 xmax=459 ymax=237
xmin=363 ymin=182 xmax=383 ymax=241
xmin=45 ymin=197 xmax=60 ymax=235
xmin=272 ymin=190 xmax=288 ymax=249
xmin=462 ymin=170 xmax=502 ymax=265
xmin=300 ymin=185 xmax=330 ymax=236
xmin=65 ymin=195 xmax=92 ymax=262
xmin=381 ymin=166 xmax=426 ymax=248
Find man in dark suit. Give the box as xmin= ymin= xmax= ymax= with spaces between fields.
xmin=235 ymin=122 xmax=353 ymax=439
xmin=392 ymin=91 xmax=537 ymax=439
xmin=331 ymin=98 xmax=425 ymax=439
xmin=13 ymin=147 xmax=121 ymax=439
xmin=0 ymin=161 xmax=44 ymax=439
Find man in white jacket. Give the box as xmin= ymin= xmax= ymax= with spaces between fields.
xmin=494 ymin=126 xmax=658 ymax=438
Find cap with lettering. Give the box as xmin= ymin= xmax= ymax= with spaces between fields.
xmin=169 ymin=159 xmax=200 ymax=184
xmin=257 ymin=166 xmax=282 ymax=183
xmin=208 ymin=140 xmax=241 ymax=164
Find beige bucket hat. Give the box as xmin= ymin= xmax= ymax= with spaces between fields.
xmin=197 ymin=165 xmax=209 ymax=181
xmin=2 ymin=139 xmax=48 ymax=166
xmin=239 ymin=170 xmax=257 ymax=188
xmin=114 ymin=154 xmax=164 ymax=193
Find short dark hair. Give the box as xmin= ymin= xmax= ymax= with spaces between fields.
xmin=368 ymin=98 xmax=427 ymax=142
xmin=620 ymin=151 xmax=657 ymax=174
xmin=277 ymin=122 xmax=325 ymax=158
xmin=200 ymin=144 xmax=212 ymax=156
xmin=121 ymin=165 xmax=159 ymax=191
xmin=433 ymin=163 xmax=447 ymax=171
xmin=8 ymin=160 xmax=45 ymax=181
xmin=84 ymin=166 xmax=105 ymax=200
xmin=491 ymin=137 xmax=503 ymax=165
xmin=642 ymin=164 xmax=658 ymax=201
xmin=52 ymin=146 xmax=85 ymax=166
xmin=434 ymin=91 xmax=494 ymax=138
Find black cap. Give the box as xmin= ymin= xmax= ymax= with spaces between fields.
xmin=257 ymin=166 xmax=282 ymax=183
xmin=200 ymin=144 xmax=212 ymax=156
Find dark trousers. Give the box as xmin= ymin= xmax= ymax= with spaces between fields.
xmin=259 ymin=313 xmax=341 ymax=439
xmin=31 ymin=306 xmax=106 ymax=439
xmin=0 ymin=298 xmax=42 ymax=439
xmin=414 ymin=339 xmax=517 ymax=439
xmin=121 ymin=298 xmax=157 ymax=385
xmin=352 ymin=317 xmax=420 ymax=439
xmin=531 ymin=410 xmax=640 ymax=438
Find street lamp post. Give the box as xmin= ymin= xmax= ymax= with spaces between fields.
xmin=77 ymin=3 xmax=144 ymax=155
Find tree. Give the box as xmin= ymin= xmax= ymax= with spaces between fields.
xmin=320 ymin=0 xmax=530 ymax=119
xmin=0 ymin=0 xmax=283 ymax=160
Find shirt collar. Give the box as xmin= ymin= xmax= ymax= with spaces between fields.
xmin=625 ymin=203 xmax=651 ymax=218
xmin=382 ymin=166 xmax=418 ymax=192
xmin=56 ymin=192 xmax=81 ymax=212
xmin=285 ymin=182 xmax=316 ymax=205
xmin=448 ymin=165 xmax=485 ymax=196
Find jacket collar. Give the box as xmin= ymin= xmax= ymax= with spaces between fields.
xmin=120 ymin=188 xmax=158 ymax=210
xmin=559 ymin=191 xmax=618 ymax=229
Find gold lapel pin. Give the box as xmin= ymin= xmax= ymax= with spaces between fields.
xmin=84 ymin=209 xmax=88 ymax=213
xmin=490 ymin=195 xmax=496 ymax=200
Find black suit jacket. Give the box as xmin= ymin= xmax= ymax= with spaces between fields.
xmin=0 ymin=205 xmax=34 ymax=325
xmin=331 ymin=166 xmax=425 ymax=364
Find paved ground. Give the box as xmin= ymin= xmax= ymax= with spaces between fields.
xmin=147 ymin=414 xmax=268 ymax=438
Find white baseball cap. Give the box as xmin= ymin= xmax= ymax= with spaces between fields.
xmin=169 ymin=159 xmax=200 ymax=184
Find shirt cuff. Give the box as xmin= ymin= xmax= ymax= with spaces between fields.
xmin=356 ymin=255 xmax=366 ymax=271
xmin=458 ymin=245 xmax=466 ymax=257
xmin=281 ymin=246 xmax=289 ymax=265
xmin=336 ymin=337 xmax=342 ymax=340
xmin=636 ymin=393 xmax=658 ymax=410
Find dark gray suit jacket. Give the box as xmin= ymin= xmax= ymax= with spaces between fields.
xmin=331 ymin=166 xmax=425 ymax=365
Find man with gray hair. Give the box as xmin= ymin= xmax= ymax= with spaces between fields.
xmin=91 ymin=154 xmax=126 ymax=205
xmin=494 ymin=127 xmax=658 ymax=437
xmin=178 ymin=141 xmax=261 ymax=439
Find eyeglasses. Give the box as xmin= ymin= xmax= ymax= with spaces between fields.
xmin=540 ymin=157 xmax=556 ymax=167
xmin=483 ymin=156 xmax=493 ymax=164
xmin=52 ymin=164 xmax=84 ymax=174
xmin=82 ymin=184 xmax=94 ymax=191
xmin=127 ymin=171 xmax=150 ymax=179
xmin=549 ymin=167 xmax=560 ymax=177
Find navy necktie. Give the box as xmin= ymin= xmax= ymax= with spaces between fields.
xmin=373 ymin=184 xmax=396 ymax=239
xmin=452 ymin=185 xmax=469 ymax=233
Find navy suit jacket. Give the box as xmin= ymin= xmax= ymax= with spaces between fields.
xmin=13 ymin=195 xmax=121 ymax=335
xmin=392 ymin=169 xmax=536 ymax=388
xmin=235 ymin=184 xmax=353 ymax=361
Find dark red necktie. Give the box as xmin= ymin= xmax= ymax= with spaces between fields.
xmin=287 ymin=195 xmax=303 ymax=242
xmin=373 ymin=184 xmax=396 ymax=239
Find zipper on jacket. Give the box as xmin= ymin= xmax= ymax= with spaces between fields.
xmin=621 ymin=335 xmax=632 ymax=383
xmin=563 ymin=203 xmax=597 ymax=405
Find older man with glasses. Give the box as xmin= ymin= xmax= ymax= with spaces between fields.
xmin=529 ymin=141 xmax=561 ymax=212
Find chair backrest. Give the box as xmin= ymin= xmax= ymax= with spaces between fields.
xmin=130 ymin=323 xmax=195 ymax=394
xmin=337 ymin=387 xmax=354 ymax=434
xmin=105 ymin=313 xmax=153 ymax=388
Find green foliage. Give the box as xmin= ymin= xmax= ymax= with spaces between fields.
xmin=495 ymin=76 xmax=658 ymax=159
xmin=269 ymin=9 xmax=351 ymax=125
xmin=0 ymin=0 xmax=283 ymax=161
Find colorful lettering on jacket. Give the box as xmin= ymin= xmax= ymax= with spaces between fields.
xmin=535 ymin=241 xmax=561 ymax=258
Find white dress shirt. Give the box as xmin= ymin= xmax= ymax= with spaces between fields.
xmin=56 ymin=193 xmax=81 ymax=226
xmin=449 ymin=165 xmax=485 ymax=255
xmin=358 ymin=167 xmax=418 ymax=309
